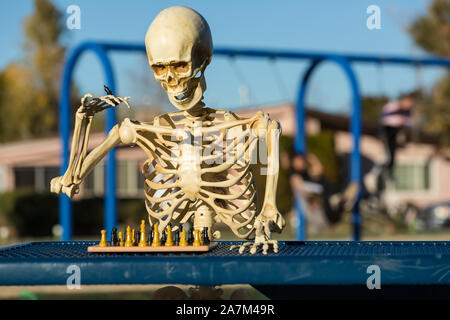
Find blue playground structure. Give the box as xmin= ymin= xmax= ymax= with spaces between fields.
xmin=1 ymin=240 xmax=449 ymax=299
xmin=58 ymin=41 xmax=450 ymax=242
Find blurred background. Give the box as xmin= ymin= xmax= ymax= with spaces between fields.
xmin=0 ymin=0 xmax=449 ymax=247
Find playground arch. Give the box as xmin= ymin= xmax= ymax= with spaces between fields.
xmin=58 ymin=41 xmax=450 ymax=241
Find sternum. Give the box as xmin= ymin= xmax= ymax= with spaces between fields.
xmin=178 ymin=143 xmax=202 ymax=197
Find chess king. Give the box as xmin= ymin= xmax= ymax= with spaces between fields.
xmin=50 ymin=6 xmax=285 ymax=254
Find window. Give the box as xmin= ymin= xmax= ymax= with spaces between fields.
xmin=393 ymin=162 xmax=430 ymax=192
xmin=44 ymin=167 xmax=59 ymax=191
xmin=14 ymin=166 xmax=61 ymax=192
xmin=83 ymin=165 xmax=104 ymax=197
xmin=118 ymin=160 xmax=141 ymax=198
xmin=14 ymin=167 xmax=35 ymax=188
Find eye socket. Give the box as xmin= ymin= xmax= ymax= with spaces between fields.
xmin=151 ymin=64 xmax=167 ymax=76
xmin=172 ymin=62 xmax=190 ymax=73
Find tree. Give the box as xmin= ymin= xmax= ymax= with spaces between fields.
xmin=408 ymin=0 xmax=450 ymax=145
xmin=0 ymin=0 xmax=66 ymax=142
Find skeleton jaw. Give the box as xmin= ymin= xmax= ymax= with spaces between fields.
xmin=166 ymin=74 xmax=205 ymax=112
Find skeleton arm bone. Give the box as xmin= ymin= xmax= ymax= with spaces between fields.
xmin=51 ymin=125 xmax=122 ymax=198
xmin=253 ymin=116 xmax=285 ymax=236
xmin=51 ymin=93 xmax=132 ymax=197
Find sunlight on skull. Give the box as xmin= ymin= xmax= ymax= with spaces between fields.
xmin=145 ymin=6 xmax=213 ymax=113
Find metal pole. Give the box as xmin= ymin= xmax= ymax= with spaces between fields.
xmin=294 ymin=59 xmax=322 ymax=240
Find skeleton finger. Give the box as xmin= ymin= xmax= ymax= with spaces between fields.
xmin=262 ymin=243 xmax=269 ymax=255
xmin=250 ymin=244 xmax=258 ymax=255
xmin=81 ymin=93 xmax=93 ymax=106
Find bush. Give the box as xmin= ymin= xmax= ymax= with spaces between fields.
xmin=0 ymin=189 xmax=145 ymax=238
xmin=0 ymin=188 xmax=58 ymax=237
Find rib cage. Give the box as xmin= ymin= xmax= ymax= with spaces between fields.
xmin=136 ymin=109 xmax=262 ymax=239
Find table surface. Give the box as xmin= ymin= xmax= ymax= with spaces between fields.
xmin=0 ymin=240 xmax=449 ymax=286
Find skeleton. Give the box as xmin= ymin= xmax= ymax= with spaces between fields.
xmin=50 ymin=6 xmax=285 ymax=254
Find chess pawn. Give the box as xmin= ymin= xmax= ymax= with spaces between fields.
xmin=165 ymin=224 xmax=174 ymax=246
xmin=151 ymin=223 xmax=160 ymax=247
xmin=118 ymin=231 xmax=124 ymax=246
xmin=99 ymin=229 xmax=108 ymax=247
xmin=139 ymin=220 xmax=147 ymax=247
xmin=179 ymin=229 xmax=188 ymax=247
xmin=125 ymin=226 xmax=133 ymax=247
xmin=192 ymin=229 xmax=201 ymax=246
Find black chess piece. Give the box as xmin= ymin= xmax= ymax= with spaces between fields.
xmin=147 ymin=225 xmax=153 ymax=246
xmin=202 ymin=227 xmax=210 ymax=245
xmin=174 ymin=229 xmax=180 ymax=246
xmin=187 ymin=228 xmax=194 ymax=245
xmin=111 ymin=228 xmax=119 ymax=246
xmin=135 ymin=230 xmax=140 ymax=245
xmin=161 ymin=230 xmax=167 ymax=245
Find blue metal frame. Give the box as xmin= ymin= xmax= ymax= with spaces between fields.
xmin=59 ymin=41 xmax=450 ymax=241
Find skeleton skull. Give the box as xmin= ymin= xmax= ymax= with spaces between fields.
xmin=145 ymin=6 xmax=213 ymax=112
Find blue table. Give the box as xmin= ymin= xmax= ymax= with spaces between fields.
xmin=1 ymin=241 xmax=449 ymax=299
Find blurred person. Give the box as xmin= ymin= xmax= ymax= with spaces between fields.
xmin=286 ymin=152 xmax=358 ymax=233
xmin=364 ymin=92 xmax=416 ymax=206
xmin=380 ymin=92 xmax=415 ymax=179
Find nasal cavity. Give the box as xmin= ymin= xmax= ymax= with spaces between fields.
xmin=167 ymin=76 xmax=178 ymax=86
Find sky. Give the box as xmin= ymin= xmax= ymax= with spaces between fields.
xmin=0 ymin=0 xmax=445 ymax=114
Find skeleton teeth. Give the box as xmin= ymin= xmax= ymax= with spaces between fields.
xmin=175 ymin=93 xmax=187 ymax=101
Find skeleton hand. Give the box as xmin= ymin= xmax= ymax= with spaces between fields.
xmin=77 ymin=90 xmax=130 ymax=117
xmin=50 ymin=176 xmax=79 ymax=198
xmin=230 ymin=205 xmax=285 ymax=255
xmin=257 ymin=205 xmax=285 ymax=235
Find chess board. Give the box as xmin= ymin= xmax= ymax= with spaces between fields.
xmin=87 ymin=242 xmax=218 ymax=253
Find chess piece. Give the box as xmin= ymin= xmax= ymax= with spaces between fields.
xmin=135 ymin=230 xmax=141 ymax=246
xmin=179 ymin=228 xmax=188 ymax=247
xmin=187 ymin=228 xmax=194 ymax=245
xmin=119 ymin=231 xmax=124 ymax=246
xmin=125 ymin=226 xmax=133 ymax=247
xmin=161 ymin=230 xmax=167 ymax=246
xmin=132 ymin=229 xmax=136 ymax=245
xmin=111 ymin=227 xmax=119 ymax=246
xmin=151 ymin=222 xmax=160 ymax=246
xmin=202 ymin=227 xmax=210 ymax=245
xmin=139 ymin=220 xmax=147 ymax=247
xmin=198 ymin=229 xmax=203 ymax=245
xmin=165 ymin=224 xmax=174 ymax=246
xmin=174 ymin=229 xmax=180 ymax=246
xmin=147 ymin=224 xmax=153 ymax=246
xmin=99 ymin=229 xmax=108 ymax=247
xmin=193 ymin=229 xmax=201 ymax=246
